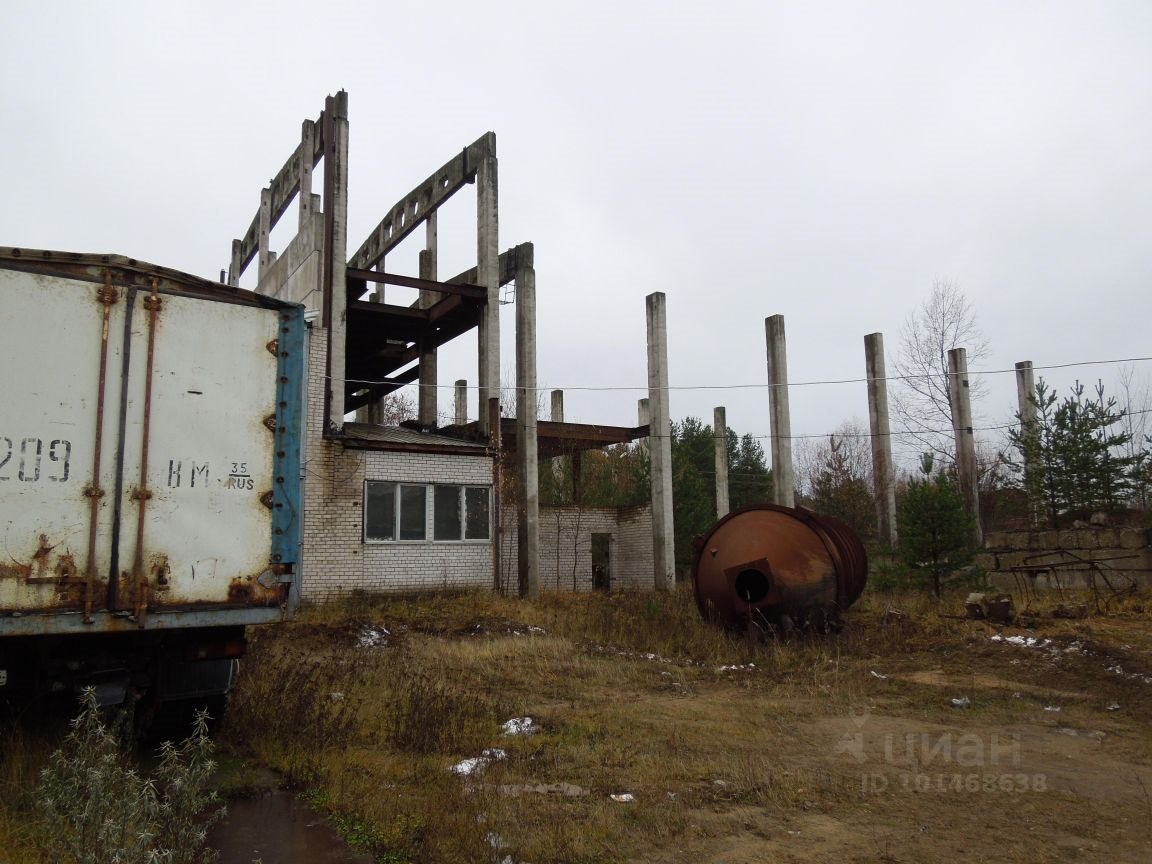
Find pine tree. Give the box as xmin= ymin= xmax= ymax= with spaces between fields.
xmin=898 ymin=455 xmax=974 ymax=597
xmin=1007 ymin=379 xmax=1141 ymax=525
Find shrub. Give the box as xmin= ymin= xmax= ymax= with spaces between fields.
xmin=36 ymin=689 xmax=222 ymax=864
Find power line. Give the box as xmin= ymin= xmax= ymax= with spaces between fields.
xmin=331 ymin=354 xmax=1152 ymax=392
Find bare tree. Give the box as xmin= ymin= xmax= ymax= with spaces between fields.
xmin=892 ymin=280 xmax=989 ymax=468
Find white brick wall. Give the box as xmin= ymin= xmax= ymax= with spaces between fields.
xmin=299 ymin=327 xmax=654 ymax=601
xmin=499 ymin=504 xmax=654 ymax=593
xmin=299 ymin=328 xmax=494 ymax=601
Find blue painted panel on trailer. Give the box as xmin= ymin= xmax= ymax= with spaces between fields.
xmin=271 ymin=304 xmax=305 ymax=570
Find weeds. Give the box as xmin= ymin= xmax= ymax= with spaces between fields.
xmin=221 ymin=584 xmax=1152 ymax=863
xmin=35 ymin=688 xmax=222 ymax=864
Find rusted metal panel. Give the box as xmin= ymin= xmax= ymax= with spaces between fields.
xmin=1 ymin=256 xmax=303 ymax=631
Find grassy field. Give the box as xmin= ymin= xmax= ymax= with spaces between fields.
xmin=212 ymin=586 xmax=1152 ymax=864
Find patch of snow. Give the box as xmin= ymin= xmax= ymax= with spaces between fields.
xmin=950 ymin=696 xmax=971 ymax=708
xmin=1106 ymin=703 xmax=1121 ymax=712
xmin=870 ymin=670 xmax=888 ymax=680
xmin=450 ymin=748 xmax=508 ymax=776
xmin=502 ymin=717 xmax=539 ymax=736
xmin=1043 ymin=705 xmax=1061 ymax=712
xmin=358 ymin=625 xmax=390 ymax=649
xmin=610 ymin=793 xmax=635 ymax=803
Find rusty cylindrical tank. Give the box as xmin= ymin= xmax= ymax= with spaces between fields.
xmin=691 ymin=505 xmax=868 ymax=632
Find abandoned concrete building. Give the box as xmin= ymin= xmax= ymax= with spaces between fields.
xmin=224 ymin=92 xmax=675 ymax=601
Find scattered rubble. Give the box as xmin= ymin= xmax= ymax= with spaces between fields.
xmin=965 ymin=593 xmax=1015 ymax=622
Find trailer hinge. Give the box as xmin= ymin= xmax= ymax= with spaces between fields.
xmin=263 ymin=414 xmax=278 ymax=433
xmin=130 ymin=487 xmax=153 ymax=502
xmin=260 ymin=491 xmax=275 ymax=509
xmin=266 ymin=339 xmax=279 ymax=356
xmin=142 ymin=294 xmax=163 ymax=312
xmin=96 ymin=284 xmax=120 ymax=306
xmin=83 ymin=484 xmax=105 ymax=499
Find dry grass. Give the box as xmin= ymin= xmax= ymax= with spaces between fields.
xmin=222 ymin=585 xmax=1152 ymax=863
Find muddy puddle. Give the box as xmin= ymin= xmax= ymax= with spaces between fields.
xmin=208 ymin=784 xmax=373 ymax=864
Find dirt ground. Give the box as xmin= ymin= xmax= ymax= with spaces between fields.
xmin=222 ymin=588 xmax=1152 ymax=864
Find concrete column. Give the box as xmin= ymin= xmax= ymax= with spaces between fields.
xmin=454 ymin=379 xmax=468 ymax=426
xmin=637 ymin=398 xmax=650 ymax=455
xmin=550 ymin=390 xmax=566 ymax=502
xmin=864 ymin=333 xmax=898 ymax=547
xmin=298 ymin=120 xmax=315 ymax=230
xmin=515 ymin=246 xmax=539 ymax=599
xmin=765 ymin=315 xmax=794 ymax=508
xmin=947 ymin=348 xmax=983 ymax=546
xmin=228 ymin=239 xmax=242 ymax=288
xmin=714 ymin=406 xmax=730 ymax=518
xmin=324 ymin=91 xmax=349 ymax=434
xmin=258 ymin=186 xmax=274 ymax=282
xmin=489 ymin=397 xmax=503 ymax=591
xmin=418 ymin=212 xmax=439 ymax=426
xmin=646 ymin=293 xmax=675 ymax=591
xmin=476 ymin=136 xmax=499 ymax=433
xmin=1015 ymin=360 xmax=1038 ymax=525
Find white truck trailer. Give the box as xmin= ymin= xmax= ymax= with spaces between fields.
xmin=0 ymin=247 xmax=304 ymax=711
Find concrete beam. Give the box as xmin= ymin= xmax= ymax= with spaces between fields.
xmin=948 ymin=347 xmax=982 ymax=546
xmin=865 ymin=333 xmax=897 ymax=547
xmin=765 ymin=315 xmax=794 ymax=508
xmin=714 ymin=406 xmax=729 ymax=519
xmin=515 ymin=245 xmax=539 ymax=599
xmin=647 ymin=293 xmax=675 ymax=591
xmin=350 ymin=131 xmax=496 ymax=270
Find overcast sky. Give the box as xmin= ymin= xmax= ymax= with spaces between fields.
xmin=3 ymin=1 xmax=1150 ymax=469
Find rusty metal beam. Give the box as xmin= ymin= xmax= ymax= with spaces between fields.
xmin=446 ymin=241 xmax=528 ymax=289
xmin=349 ymin=132 xmax=496 ymax=271
xmin=345 ymin=268 xmax=485 ymax=300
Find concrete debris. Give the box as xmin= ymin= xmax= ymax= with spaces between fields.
xmin=498 ymin=782 xmax=589 ymax=798
xmin=965 ymin=593 xmax=1015 ymax=622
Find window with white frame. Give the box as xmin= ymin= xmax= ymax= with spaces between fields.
xmin=364 ymin=481 xmax=490 ymax=542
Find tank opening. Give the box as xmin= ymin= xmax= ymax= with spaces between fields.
xmin=734 ymin=569 xmax=770 ymax=604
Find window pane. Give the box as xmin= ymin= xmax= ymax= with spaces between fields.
xmin=465 ymin=487 xmax=490 ymax=540
xmin=434 ymin=486 xmax=463 ymax=540
xmin=364 ymin=482 xmax=395 ymax=541
xmin=398 ymin=485 xmax=427 ymax=540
